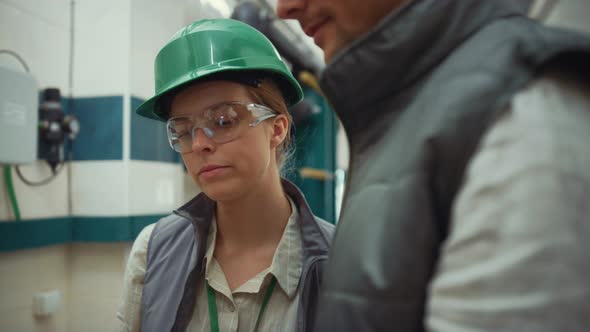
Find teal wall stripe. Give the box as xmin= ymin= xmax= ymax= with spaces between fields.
xmin=131 ymin=214 xmax=161 ymax=239
xmin=68 ymin=96 xmax=123 ymax=160
xmin=131 ymin=96 xmax=179 ymax=163
xmin=73 ymin=216 xmax=132 ymax=242
xmin=56 ymin=95 xmax=179 ymax=162
xmin=0 ymin=214 xmax=165 ymax=252
xmin=0 ymin=218 xmax=72 ymax=252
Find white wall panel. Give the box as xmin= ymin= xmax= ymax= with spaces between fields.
xmin=0 ymin=1 xmax=70 ymax=93
xmin=0 ymin=0 xmax=70 ymax=26
xmin=0 ymin=162 xmax=69 ymax=220
xmin=129 ymin=0 xmax=190 ymax=100
xmin=68 ymin=243 xmax=127 ymax=332
xmin=0 ymin=245 xmax=69 ymax=332
xmin=71 ymin=160 xmax=189 ymax=216
xmin=128 ymin=160 xmax=185 ymax=214
xmin=72 ymin=0 xmax=130 ymax=96
xmin=70 ymin=161 xmax=129 ymax=216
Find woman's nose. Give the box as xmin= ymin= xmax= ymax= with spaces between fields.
xmin=191 ymin=128 xmax=215 ymax=153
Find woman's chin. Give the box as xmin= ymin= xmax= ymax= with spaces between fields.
xmin=200 ymin=180 xmax=245 ymax=202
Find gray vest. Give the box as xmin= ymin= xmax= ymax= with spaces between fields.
xmin=141 ymin=179 xmax=334 ymax=332
xmin=313 ymin=0 xmax=590 ymax=331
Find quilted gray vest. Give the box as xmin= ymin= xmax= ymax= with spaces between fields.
xmin=313 ymin=0 xmax=590 ymax=331
xmin=141 ymin=179 xmax=334 ymax=331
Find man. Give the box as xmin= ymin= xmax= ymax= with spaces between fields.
xmin=277 ymin=0 xmax=590 ymax=331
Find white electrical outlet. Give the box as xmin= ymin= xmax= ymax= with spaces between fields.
xmin=32 ymin=289 xmax=61 ymax=317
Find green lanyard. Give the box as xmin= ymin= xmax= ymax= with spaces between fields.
xmin=206 ymin=277 xmax=277 ymax=332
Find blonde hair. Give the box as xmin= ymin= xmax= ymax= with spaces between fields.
xmin=244 ymin=78 xmax=294 ymax=174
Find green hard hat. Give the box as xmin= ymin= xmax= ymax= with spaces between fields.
xmin=135 ymin=18 xmax=304 ymax=121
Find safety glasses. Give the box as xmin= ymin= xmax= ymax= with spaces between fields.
xmin=166 ymin=101 xmax=277 ymax=153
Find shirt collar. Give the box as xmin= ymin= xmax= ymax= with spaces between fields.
xmin=203 ymin=216 xmax=217 ymax=277
xmin=268 ymin=197 xmax=302 ymax=298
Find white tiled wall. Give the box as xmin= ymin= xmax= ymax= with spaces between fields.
xmin=128 ymin=160 xmax=185 ymax=215
xmin=129 ymin=0 xmax=191 ymax=100
xmin=70 ymin=160 xmax=187 ymax=216
xmin=70 ymin=161 xmax=130 ymax=216
xmin=0 ymin=0 xmax=70 ymax=92
xmin=0 ymin=245 xmax=69 ymax=332
xmin=68 ymin=243 xmax=128 ymax=332
xmin=73 ymin=0 xmax=131 ymax=97
xmin=0 ymin=239 xmax=135 ymax=332
xmin=0 ymin=163 xmax=69 ymax=220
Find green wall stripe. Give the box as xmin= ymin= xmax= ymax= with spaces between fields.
xmin=0 ymin=215 xmax=166 ymax=252
xmin=131 ymin=215 xmax=160 ymax=239
xmin=73 ymin=217 xmax=132 ymax=242
xmin=0 ymin=218 xmax=72 ymax=252
xmin=131 ymin=96 xmax=180 ymax=163
xmin=68 ymin=96 xmax=124 ymax=161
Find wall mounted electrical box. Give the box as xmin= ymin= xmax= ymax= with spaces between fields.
xmin=0 ymin=65 xmax=38 ymax=164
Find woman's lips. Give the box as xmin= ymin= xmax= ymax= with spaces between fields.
xmin=198 ymin=165 xmax=229 ymax=179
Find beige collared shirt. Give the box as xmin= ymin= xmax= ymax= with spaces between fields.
xmin=427 ymin=72 xmax=590 ymax=330
xmin=117 ymin=198 xmax=303 ymax=332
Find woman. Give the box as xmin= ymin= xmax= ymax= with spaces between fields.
xmin=117 ymin=18 xmax=334 ymax=332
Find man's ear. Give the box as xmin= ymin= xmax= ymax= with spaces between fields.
xmin=270 ymin=114 xmax=289 ymax=148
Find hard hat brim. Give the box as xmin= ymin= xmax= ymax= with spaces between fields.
xmin=136 ymin=65 xmax=303 ymax=122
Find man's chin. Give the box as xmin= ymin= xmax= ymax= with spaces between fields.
xmin=322 ymin=47 xmax=336 ymax=63
xmin=321 ymin=41 xmax=345 ymax=63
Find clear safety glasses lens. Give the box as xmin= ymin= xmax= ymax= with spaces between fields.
xmin=166 ymin=102 xmax=276 ymax=153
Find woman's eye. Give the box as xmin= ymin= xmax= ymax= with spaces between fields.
xmin=177 ymin=131 xmax=191 ymax=139
xmin=215 ymin=116 xmax=236 ymax=128
xmin=170 ymin=130 xmax=190 ymax=142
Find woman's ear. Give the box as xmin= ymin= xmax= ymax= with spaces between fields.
xmin=270 ymin=114 xmax=289 ymax=148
